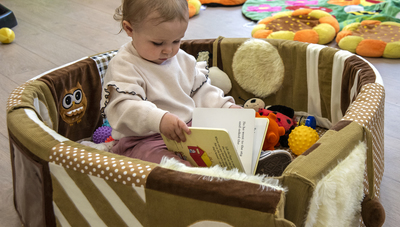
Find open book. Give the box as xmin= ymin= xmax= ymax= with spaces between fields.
xmin=162 ymin=108 xmax=269 ymax=175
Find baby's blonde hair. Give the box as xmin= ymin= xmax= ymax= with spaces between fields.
xmin=114 ymin=0 xmax=188 ymax=30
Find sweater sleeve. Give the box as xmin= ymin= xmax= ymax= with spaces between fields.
xmin=191 ymin=61 xmax=235 ymax=108
xmin=104 ymin=86 xmax=168 ymax=139
xmin=101 ymin=54 xmax=168 ymax=139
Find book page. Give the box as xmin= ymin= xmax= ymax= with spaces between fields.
xmin=162 ymin=127 xmax=244 ymax=172
xmin=192 ymin=108 xmax=256 ymax=174
xmin=252 ymin=118 xmax=269 ymax=174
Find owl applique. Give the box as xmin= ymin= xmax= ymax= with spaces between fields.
xmin=59 ymin=82 xmax=87 ymax=125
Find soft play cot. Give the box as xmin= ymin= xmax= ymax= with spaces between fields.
xmin=7 ymin=37 xmax=385 ymax=227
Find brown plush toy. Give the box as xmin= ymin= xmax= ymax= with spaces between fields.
xmin=361 ymin=194 xmax=386 ymax=227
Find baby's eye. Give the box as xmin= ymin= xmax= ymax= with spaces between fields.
xmin=152 ymin=42 xmax=162 ymax=46
xmin=173 ymin=40 xmax=181 ymax=44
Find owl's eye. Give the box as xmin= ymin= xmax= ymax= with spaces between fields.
xmin=74 ymin=89 xmax=83 ymax=104
xmin=62 ymin=94 xmax=74 ymax=109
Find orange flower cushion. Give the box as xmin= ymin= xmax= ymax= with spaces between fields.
xmin=251 ymin=9 xmax=339 ymax=45
xmin=336 ymin=20 xmax=400 ymax=58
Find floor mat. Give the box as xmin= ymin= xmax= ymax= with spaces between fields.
xmin=242 ymin=0 xmax=400 ymax=30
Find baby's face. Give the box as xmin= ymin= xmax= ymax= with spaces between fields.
xmin=125 ymin=17 xmax=188 ymax=65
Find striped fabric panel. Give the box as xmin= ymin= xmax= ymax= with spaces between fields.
xmin=105 ymin=178 xmax=148 ymax=220
xmin=305 ymin=45 xmax=378 ymax=127
xmin=50 ymin=164 xmax=108 ymax=227
xmin=50 ymin=161 xmax=147 ymax=226
xmin=49 ymin=141 xmax=157 ymax=226
xmin=53 ymin=202 xmax=71 ymax=227
xmin=89 ymin=175 xmax=143 ymax=225
xmin=305 ymin=44 xmax=349 ymax=128
xmin=331 ymin=50 xmax=355 ymax=124
xmin=50 ymin=169 xmax=92 ymax=227
xmin=306 ymin=44 xmax=326 ymax=119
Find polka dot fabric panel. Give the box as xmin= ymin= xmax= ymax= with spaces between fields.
xmin=6 ymin=81 xmax=31 ymax=111
xmin=342 ymin=83 xmax=385 ymax=198
xmin=50 ymin=142 xmax=157 ymax=187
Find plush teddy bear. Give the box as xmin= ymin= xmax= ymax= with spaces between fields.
xmin=243 ymin=97 xmax=265 ymax=111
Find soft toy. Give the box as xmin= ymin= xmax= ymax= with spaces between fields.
xmin=208 ymin=66 xmax=232 ymax=95
xmin=243 ymin=97 xmax=265 ymax=111
xmin=266 ymin=105 xmax=295 ymax=120
xmin=256 ymin=112 xmax=286 ymax=151
xmin=188 ymin=0 xmax=201 ymax=18
xmin=93 ymin=126 xmax=112 ymax=144
xmin=252 ymin=9 xmax=339 ymax=45
xmin=288 ymin=125 xmax=319 ymax=156
xmin=258 ymin=107 xmax=296 ymax=147
xmin=336 ymin=20 xmax=400 ymax=58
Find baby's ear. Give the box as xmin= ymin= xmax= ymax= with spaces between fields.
xmin=122 ymin=20 xmax=133 ymax=37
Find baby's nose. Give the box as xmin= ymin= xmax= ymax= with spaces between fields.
xmin=162 ymin=45 xmax=173 ymax=54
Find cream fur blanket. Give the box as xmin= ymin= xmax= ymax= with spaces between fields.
xmin=160 ymin=157 xmax=285 ymax=192
xmin=305 ymin=141 xmax=367 ymax=227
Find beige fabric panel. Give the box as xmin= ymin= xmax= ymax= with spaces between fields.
xmin=7 ymin=108 xmax=64 ymax=161
xmin=146 ymin=166 xmax=284 ymax=214
xmin=144 ymin=188 xmax=295 ymax=227
xmin=48 ymin=140 xmax=290 ymax=226
xmin=280 ymin=121 xmax=367 ymax=226
xmin=218 ymin=38 xmax=310 ymax=113
xmin=7 ymin=79 xmax=58 ymax=131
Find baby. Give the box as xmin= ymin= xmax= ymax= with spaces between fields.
xmin=101 ymin=0 xmax=241 ymax=166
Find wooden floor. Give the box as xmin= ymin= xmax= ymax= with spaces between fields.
xmin=1 ymin=0 xmax=399 ymax=226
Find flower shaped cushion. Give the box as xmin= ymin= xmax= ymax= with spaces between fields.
xmin=251 ymin=9 xmax=339 ymax=44
xmin=336 ymin=20 xmax=400 ymax=58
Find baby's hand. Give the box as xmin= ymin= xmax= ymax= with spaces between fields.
xmin=160 ymin=113 xmax=191 ymax=143
xmin=229 ymin=104 xmax=243 ymax=109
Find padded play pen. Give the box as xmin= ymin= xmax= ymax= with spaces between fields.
xmin=7 ymin=38 xmax=385 ymax=227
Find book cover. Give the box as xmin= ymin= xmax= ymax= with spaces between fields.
xmin=193 ymin=108 xmax=268 ymax=174
xmin=162 ymin=127 xmax=245 ymax=172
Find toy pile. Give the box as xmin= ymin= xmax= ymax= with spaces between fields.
xmin=243 ymin=98 xmax=322 ymax=157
